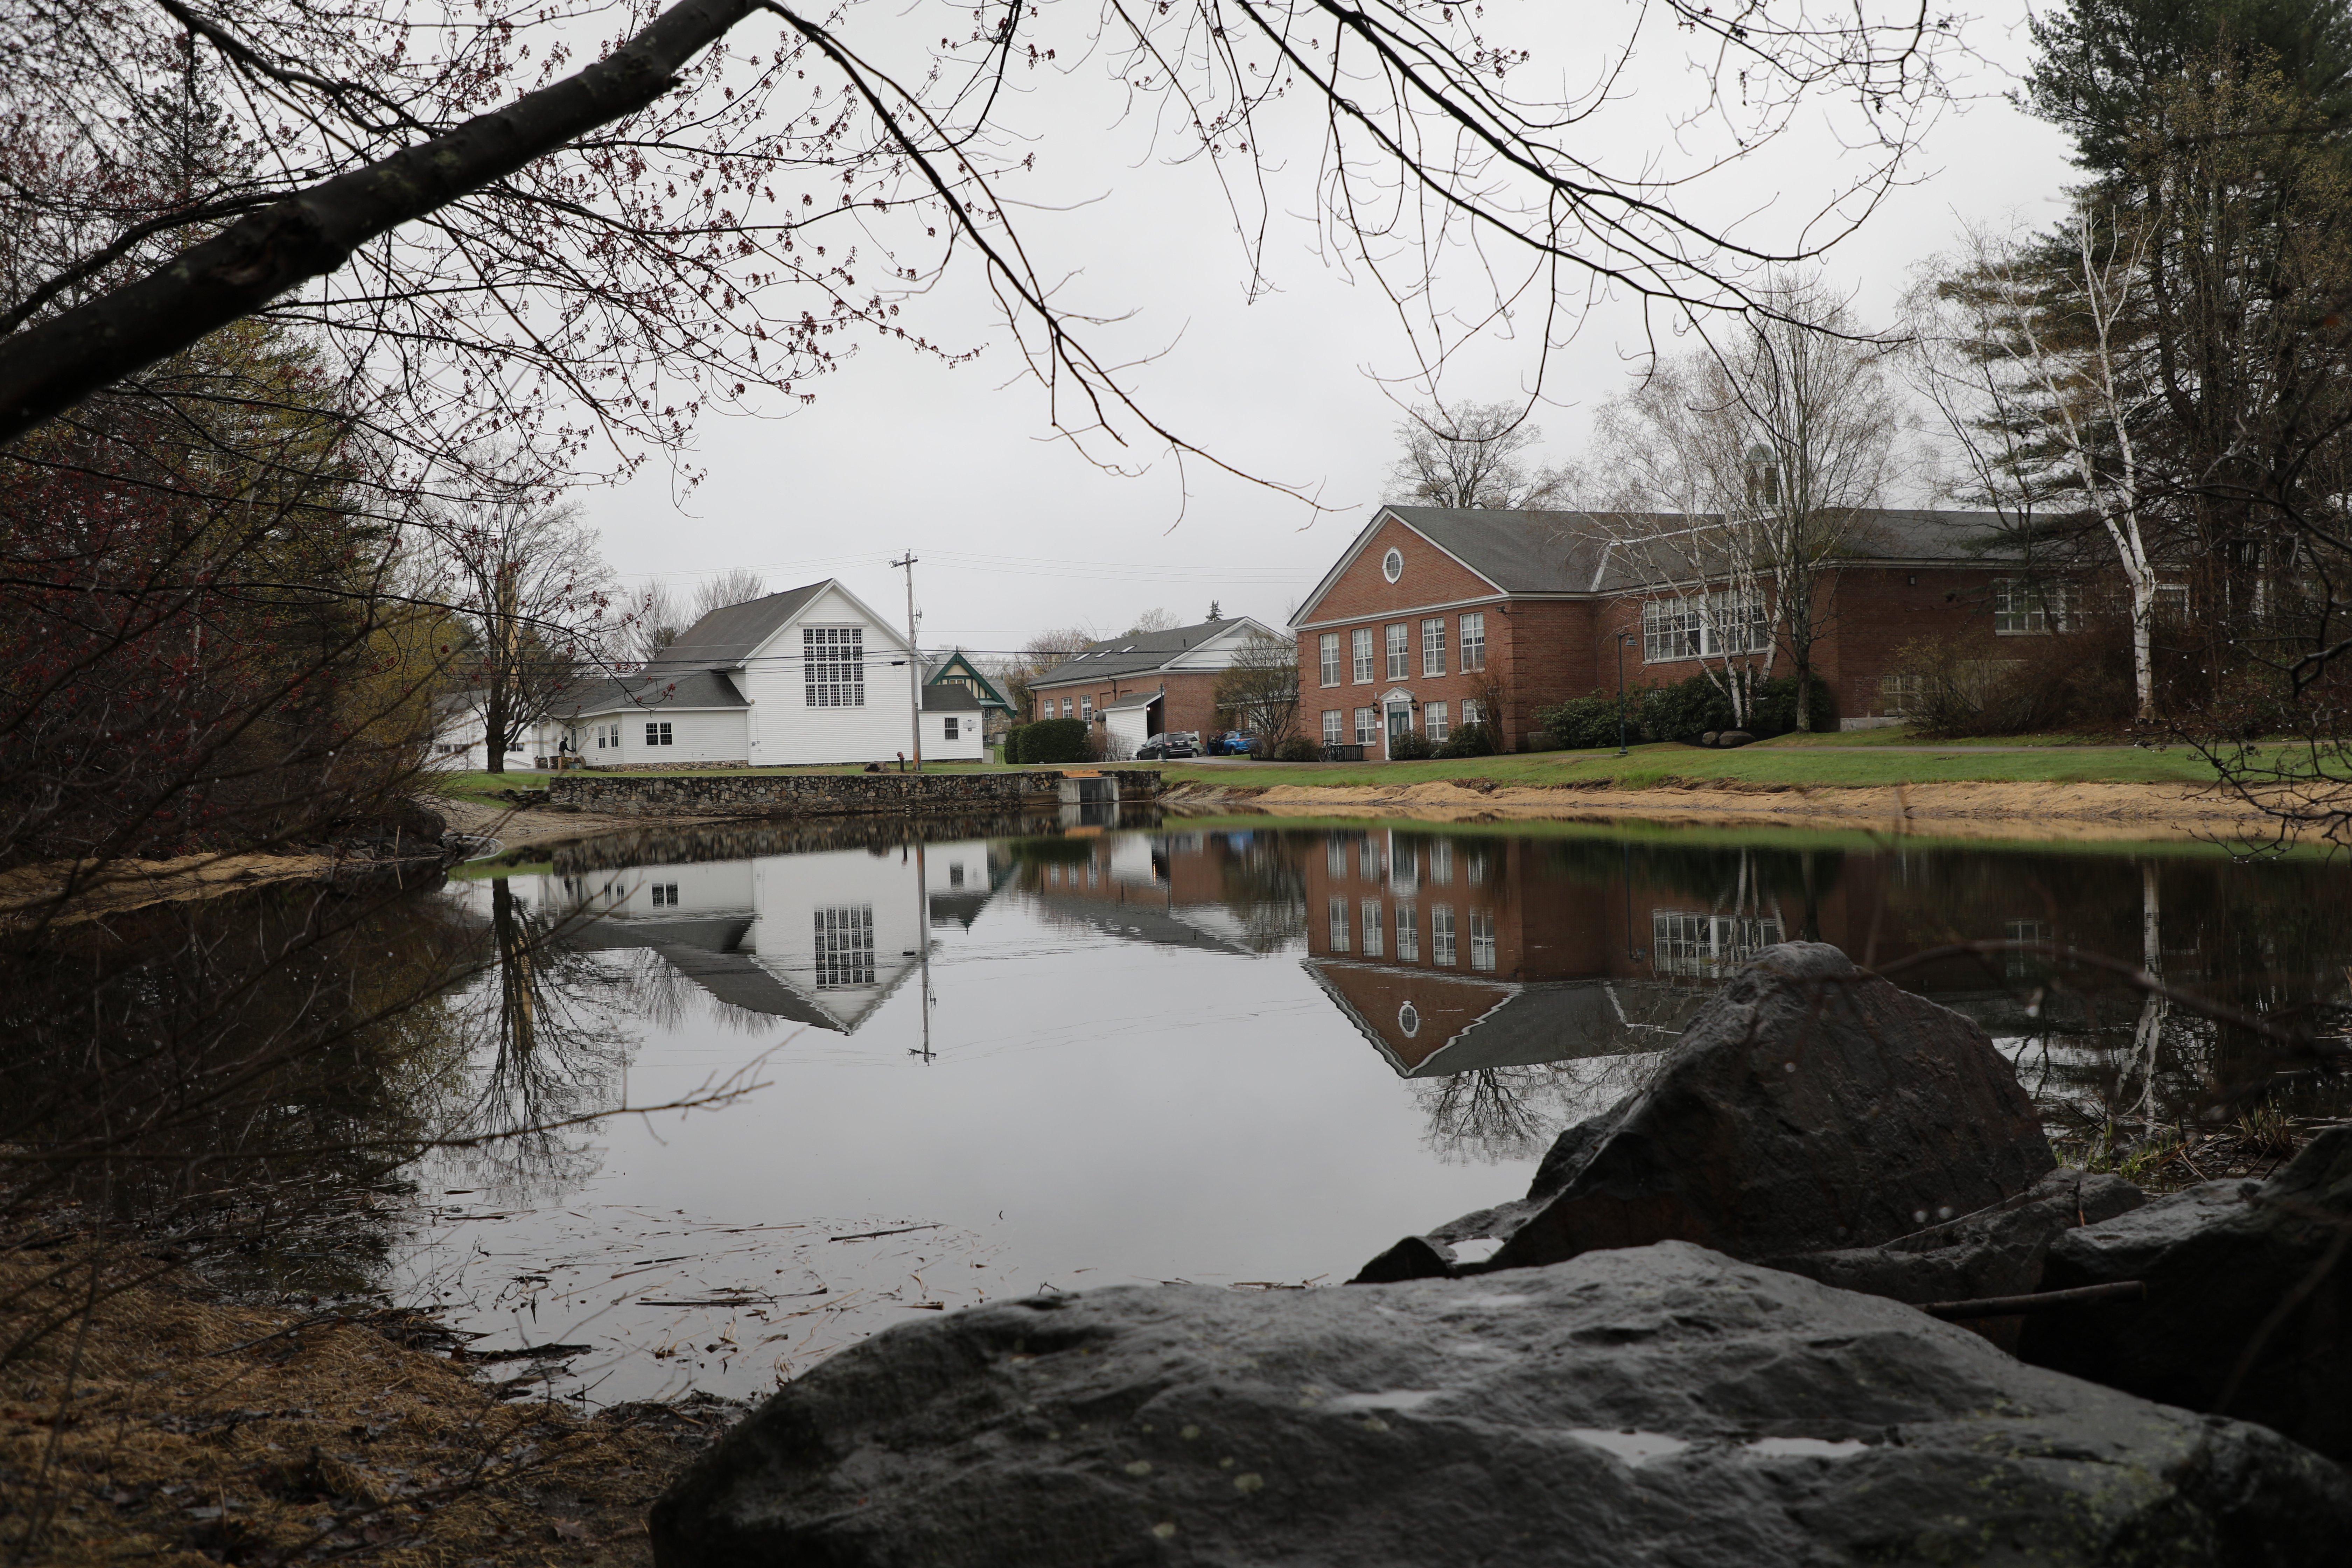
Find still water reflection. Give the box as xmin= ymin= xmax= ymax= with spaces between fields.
xmin=394 ymin=813 xmax=2352 ymax=1401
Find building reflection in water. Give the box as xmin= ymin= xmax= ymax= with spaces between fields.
xmin=489 ymin=838 xmax=1010 ymax=1035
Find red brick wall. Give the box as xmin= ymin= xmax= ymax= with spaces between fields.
xmin=1293 ymin=516 xmax=1607 ymax=752
xmin=1028 ymin=668 xmax=1229 ymax=741
xmin=1590 ymin=567 xmax=2012 ymax=725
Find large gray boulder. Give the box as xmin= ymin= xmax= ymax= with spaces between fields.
xmin=1358 ymin=943 xmax=2054 ymax=1281
xmin=650 ymin=1242 xmax=2352 ymax=1566
xmin=2021 ymin=1125 xmax=2352 ymax=1461
xmin=1773 ymin=1166 xmax=2147 ymax=1349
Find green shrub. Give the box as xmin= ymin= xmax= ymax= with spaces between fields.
xmin=1002 ymin=724 xmax=1027 ymax=764
xmin=1271 ymin=734 xmax=1324 ymax=761
xmin=1535 ymin=691 xmax=1630 ymax=750
xmin=1434 ymin=722 xmax=1498 ymax=757
xmin=1637 ymin=674 xmax=1738 ymax=742
xmin=1019 ymin=718 xmax=1092 ymax=764
xmin=1388 ymin=730 xmax=1436 ymax=761
xmin=1749 ymin=672 xmax=1840 ymax=735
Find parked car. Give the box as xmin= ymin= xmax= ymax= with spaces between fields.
xmin=1205 ymin=730 xmax=1259 ymax=756
xmin=1136 ymin=732 xmax=1198 ymax=760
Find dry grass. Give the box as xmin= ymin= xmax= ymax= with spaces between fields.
xmin=1 ymin=1245 xmax=715 ymax=1566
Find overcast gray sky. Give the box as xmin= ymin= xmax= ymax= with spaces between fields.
xmin=585 ymin=0 xmax=2079 ymax=656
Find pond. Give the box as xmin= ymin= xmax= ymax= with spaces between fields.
xmin=15 ymin=809 xmax=2351 ymax=1407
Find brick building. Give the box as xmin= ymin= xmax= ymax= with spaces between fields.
xmin=1289 ymin=505 xmax=2037 ymax=753
xmin=1028 ymin=614 xmax=1284 ymax=751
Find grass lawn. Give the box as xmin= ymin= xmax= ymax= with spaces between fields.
xmin=1155 ymin=741 xmax=2233 ymax=791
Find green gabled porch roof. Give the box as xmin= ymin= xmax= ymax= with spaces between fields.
xmin=925 ymin=650 xmax=1016 ymax=712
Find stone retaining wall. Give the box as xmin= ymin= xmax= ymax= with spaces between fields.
xmin=541 ymin=768 xmax=1160 ymax=819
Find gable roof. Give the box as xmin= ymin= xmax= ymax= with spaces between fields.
xmin=1292 ymin=505 xmax=2026 ymax=626
xmin=653 ymin=581 xmax=832 ymax=669
xmin=554 ymin=666 xmax=749 ymax=718
xmin=1033 ymin=616 xmax=1277 ymax=687
xmin=925 ymin=651 xmax=1015 ymax=711
xmin=921 ymin=683 xmax=981 ymax=712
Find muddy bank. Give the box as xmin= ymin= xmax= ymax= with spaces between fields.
xmin=0 ymin=1242 xmax=711 ymax=1566
xmin=1166 ymin=777 xmax=2283 ymax=841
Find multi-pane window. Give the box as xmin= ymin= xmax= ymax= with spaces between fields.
xmin=1460 ymin=612 xmax=1486 ymax=671
xmin=1466 ymin=848 xmax=1489 ymax=887
xmin=1327 ymin=896 xmax=1351 ymax=952
xmin=1643 ymin=591 xmax=1768 ymax=663
xmin=1428 ymin=840 xmax=1454 ymax=886
xmin=1390 ymin=840 xmax=1418 ymax=893
xmin=1362 ymin=901 xmax=1385 ymax=957
xmin=944 ymin=716 xmax=960 ymax=740
xmin=1327 ymin=836 xmax=1349 ymax=878
xmin=1469 ymin=908 xmax=1497 ymax=972
xmin=1359 ymin=838 xmax=1379 ymax=880
xmin=1322 ymin=709 xmax=1343 ymax=746
xmin=804 ymin=626 xmax=866 ymax=706
xmin=2003 ymin=918 xmax=2052 ymax=979
xmin=1424 ymin=702 xmax=1449 ymax=742
xmin=1650 ymin=910 xmax=1786 ymax=979
xmin=1385 ymin=623 xmax=1409 ymax=680
xmin=1395 ymin=903 xmax=1419 ymax=962
xmin=2154 ymin=583 xmax=2191 ymax=624
xmin=1079 ymin=694 xmax=1093 ymax=722
xmin=1461 ymin=699 xmax=1483 ymax=729
xmin=1994 ymin=581 xmax=2064 ymax=634
xmin=650 ymin=883 xmax=680 ymax=906
xmin=813 ymin=904 xmax=876 ymax=988
xmin=1320 ymin=633 xmax=1342 ymax=687
xmin=1878 ymin=674 xmax=1926 ymax=716
xmin=1351 ymin=627 xmax=1375 ymax=682
xmin=645 ymin=721 xmax=673 ymax=747
xmin=1421 ymin=618 xmax=1447 ymax=677
xmin=1354 ymin=707 xmax=1378 ymax=745
xmin=1431 ymin=904 xmax=1457 ymax=966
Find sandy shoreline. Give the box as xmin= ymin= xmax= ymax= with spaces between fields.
xmin=1162 ymin=778 xmax=2289 ymax=842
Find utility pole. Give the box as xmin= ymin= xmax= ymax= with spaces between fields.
xmin=891 ymin=552 xmax=924 ymax=773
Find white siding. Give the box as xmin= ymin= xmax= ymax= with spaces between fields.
xmin=747 ymin=848 xmax=925 ymax=1030
xmin=736 ymin=583 xmax=917 ymax=765
xmin=922 ymin=709 xmax=985 ymax=760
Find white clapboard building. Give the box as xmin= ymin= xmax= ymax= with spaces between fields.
xmin=524 ymin=579 xmax=986 ymax=767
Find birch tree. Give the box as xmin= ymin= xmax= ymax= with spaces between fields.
xmin=1907 ymin=214 xmax=2165 ymax=719
xmin=1591 ymin=279 xmax=1907 ymax=731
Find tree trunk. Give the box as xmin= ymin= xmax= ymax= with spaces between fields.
xmin=0 ymin=0 xmax=763 ymax=442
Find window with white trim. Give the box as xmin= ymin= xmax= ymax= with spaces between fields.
xmin=1651 ymin=910 xmax=1787 ymax=979
xmin=813 ymin=904 xmax=877 ymax=988
xmin=1327 ymin=836 xmax=1349 ymax=878
xmin=645 ymin=721 xmax=673 ymax=747
xmin=1079 ymin=694 xmax=1093 ymax=722
xmin=804 ymin=626 xmax=866 ymax=706
xmin=1421 ymin=618 xmax=1447 ymax=676
xmin=1993 ymin=581 xmax=2065 ymax=634
xmin=1428 ymin=840 xmax=1453 ymax=885
xmin=1328 ymin=896 xmax=1351 ymax=952
xmin=2154 ymin=583 xmax=2191 ymax=624
xmin=1351 ymin=627 xmax=1375 ymax=683
xmin=1354 ymin=707 xmax=1378 ymax=745
xmin=1319 ymin=632 xmax=1342 ymax=686
xmin=1386 ymin=623 xmax=1409 ymax=679
xmin=1424 ymin=702 xmax=1449 ymax=742
xmin=944 ymin=716 xmax=960 ymax=740
xmin=1643 ymin=590 xmax=1768 ymax=663
xmin=1431 ymin=904 xmax=1456 ymax=966
xmin=1469 ymin=908 xmax=1497 ymax=971
xmin=1461 ymin=699 xmax=1482 ymax=729
xmin=1460 ymin=611 xmax=1486 ymax=671
xmin=1322 ymin=709 xmax=1343 ymax=745
xmin=1382 ymin=546 xmax=1404 ymax=582
xmin=651 ymin=883 xmax=680 ymax=906
xmin=1395 ymin=903 xmax=1419 ymax=962
xmin=1362 ymin=900 xmax=1385 ymax=957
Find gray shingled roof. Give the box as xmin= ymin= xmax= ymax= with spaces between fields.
xmin=1034 ymin=618 xmax=1248 ymax=686
xmin=1353 ymin=506 xmax=2024 ymax=604
xmin=651 ymin=581 xmax=829 ymax=669
xmin=921 ymin=684 xmax=981 ymax=712
xmin=555 ymin=667 xmax=749 ymax=717
xmin=1102 ymin=688 xmax=1162 ymax=712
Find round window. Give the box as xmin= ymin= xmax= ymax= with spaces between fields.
xmin=1382 ymin=547 xmax=1403 ymax=583
xmin=1397 ymin=1001 xmax=1421 ymax=1038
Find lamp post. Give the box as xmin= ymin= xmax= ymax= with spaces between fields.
xmin=1615 ymin=630 xmax=1638 ymax=756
